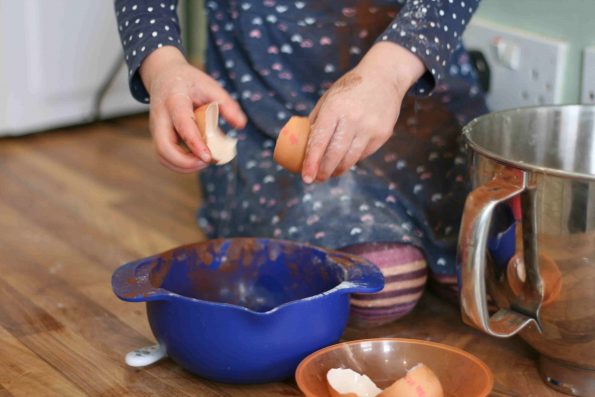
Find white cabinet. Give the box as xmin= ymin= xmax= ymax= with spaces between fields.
xmin=0 ymin=0 xmax=147 ymax=136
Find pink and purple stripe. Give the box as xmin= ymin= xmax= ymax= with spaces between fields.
xmin=341 ymin=243 xmax=428 ymax=327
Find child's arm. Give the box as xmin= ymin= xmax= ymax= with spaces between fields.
xmin=114 ymin=0 xmax=246 ymax=173
xmin=302 ymin=0 xmax=482 ymax=183
xmin=139 ymin=47 xmax=246 ymax=172
xmin=301 ymin=42 xmax=424 ymax=184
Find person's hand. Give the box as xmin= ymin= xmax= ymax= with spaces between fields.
xmin=302 ymin=42 xmax=425 ymax=183
xmin=140 ymin=46 xmax=247 ymax=173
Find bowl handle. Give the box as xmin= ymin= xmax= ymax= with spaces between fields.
xmin=329 ymin=252 xmax=385 ymax=294
xmin=458 ymin=167 xmax=543 ymax=337
xmin=112 ymin=260 xmax=172 ymax=302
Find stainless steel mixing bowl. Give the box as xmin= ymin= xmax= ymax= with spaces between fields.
xmin=458 ymin=105 xmax=595 ymax=396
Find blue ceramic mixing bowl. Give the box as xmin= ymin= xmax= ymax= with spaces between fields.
xmin=112 ymin=238 xmax=383 ymax=383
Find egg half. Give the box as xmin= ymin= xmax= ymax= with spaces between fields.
xmin=273 ymin=116 xmax=311 ymax=173
xmin=326 ymin=363 xmax=443 ymax=397
xmin=194 ymin=102 xmax=237 ymax=165
xmin=378 ymin=363 xmax=444 ymax=397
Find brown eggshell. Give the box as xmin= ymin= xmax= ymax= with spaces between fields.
xmin=194 ymin=102 xmax=237 ymax=165
xmin=326 ymin=368 xmax=382 ymax=397
xmin=378 ymin=364 xmax=444 ymax=397
xmin=273 ymin=116 xmax=310 ymax=173
xmin=195 ymin=103 xmax=209 ymax=141
xmin=327 ymin=384 xmax=360 ymax=397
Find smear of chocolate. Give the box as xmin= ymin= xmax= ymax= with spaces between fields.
xmin=121 ymin=239 xmax=357 ymax=312
xmin=329 ymin=72 xmax=363 ymax=95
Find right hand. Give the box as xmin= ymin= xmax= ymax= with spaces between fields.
xmin=140 ymin=46 xmax=247 ymax=173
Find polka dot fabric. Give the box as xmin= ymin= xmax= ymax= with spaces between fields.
xmin=114 ymin=0 xmax=489 ymax=278
xmin=377 ymin=0 xmax=480 ymax=95
xmin=115 ymin=0 xmax=184 ymax=102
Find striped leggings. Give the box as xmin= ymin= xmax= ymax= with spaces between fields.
xmin=341 ymin=243 xmax=458 ymax=328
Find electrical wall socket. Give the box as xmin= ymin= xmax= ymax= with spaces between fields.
xmin=463 ymin=18 xmax=567 ymax=111
xmin=581 ymin=46 xmax=595 ymax=104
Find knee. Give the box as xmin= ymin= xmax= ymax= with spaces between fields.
xmin=343 ymin=243 xmax=427 ymax=328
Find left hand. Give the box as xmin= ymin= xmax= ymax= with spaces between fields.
xmin=302 ymin=42 xmax=425 ymax=183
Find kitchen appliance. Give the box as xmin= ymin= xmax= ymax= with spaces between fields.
xmin=112 ymin=238 xmax=383 ymax=383
xmin=458 ymin=105 xmax=595 ymax=396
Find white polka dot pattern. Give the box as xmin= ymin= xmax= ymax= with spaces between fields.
xmin=116 ymin=0 xmax=480 ymax=103
xmin=115 ymin=0 xmax=184 ymax=103
xmin=377 ymin=0 xmax=480 ymax=95
xmin=114 ymin=0 xmax=489 ymax=277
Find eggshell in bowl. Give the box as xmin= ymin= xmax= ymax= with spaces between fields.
xmin=194 ymin=102 xmax=237 ymax=165
xmin=273 ymin=116 xmax=310 ymax=173
xmin=327 ymin=368 xmax=382 ymax=397
xmin=377 ymin=363 xmax=443 ymax=397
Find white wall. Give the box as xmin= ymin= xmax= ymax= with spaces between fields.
xmin=471 ymin=0 xmax=595 ymax=103
xmin=0 ymin=0 xmax=147 ymax=136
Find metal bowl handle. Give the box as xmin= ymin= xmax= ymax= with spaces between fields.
xmin=459 ymin=167 xmax=543 ymax=337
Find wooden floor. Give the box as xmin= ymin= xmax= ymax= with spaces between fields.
xmin=0 ymin=115 xmax=563 ymax=396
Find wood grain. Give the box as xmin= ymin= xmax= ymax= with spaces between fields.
xmin=0 ymin=115 xmax=564 ymax=396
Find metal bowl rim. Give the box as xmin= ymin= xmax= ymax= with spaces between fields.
xmin=462 ymin=104 xmax=595 ymax=182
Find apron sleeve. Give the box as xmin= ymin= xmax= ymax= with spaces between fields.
xmin=114 ymin=0 xmax=185 ymax=103
xmin=375 ymin=0 xmax=481 ymax=96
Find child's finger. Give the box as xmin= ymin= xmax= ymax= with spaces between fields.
xmin=301 ymin=103 xmax=338 ymax=184
xmin=157 ymin=153 xmax=208 ymax=173
xmin=308 ymin=91 xmax=327 ymax=124
xmin=219 ymin=97 xmax=247 ymax=129
xmin=201 ymin=80 xmax=247 ymax=129
xmin=361 ymin=134 xmax=389 ymax=160
xmin=165 ymin=94 xmax=212 ymax=163
xmin=150 ymin=107 xmax=208 ymax=170
xmin=332 ymin=134 xmax=369 ymax=177
xmin=316 ymin=116 xmax=354 ymax=181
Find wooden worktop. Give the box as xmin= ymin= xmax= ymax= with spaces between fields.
xmin=0 ymin=116 xmax=564 ymax=396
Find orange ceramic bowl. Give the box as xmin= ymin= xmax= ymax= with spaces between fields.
xmin=295 ymin=338 xmax=493 ymax=397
